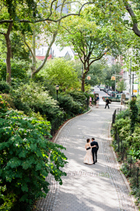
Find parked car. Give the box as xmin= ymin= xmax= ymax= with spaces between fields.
xmin=102 ymin=93 xmax=129 ymax=102
xmin=107 ymin=90 xmax=113 ymax=96
xmin=100 ymin=86 xmax=105 ymax=91
xmin=111 ymin=91 xmax=119 ymax=97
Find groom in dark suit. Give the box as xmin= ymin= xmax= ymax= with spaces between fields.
xmin=90 ymin=137 xmax=99 ymax=164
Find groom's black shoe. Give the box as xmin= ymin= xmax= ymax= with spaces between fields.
xmin=93 ymin=162 xmax=95 ymax=164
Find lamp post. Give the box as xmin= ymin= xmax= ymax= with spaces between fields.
xmin=111 ymin=76 xmax=116 ymax=94
xmin=87 ymin=75 xmax=91 ymax=80
xmin=56 ymin=85 xmax=59 ymax=101
xmin=111 ymin=74 xmax=122 ymax=96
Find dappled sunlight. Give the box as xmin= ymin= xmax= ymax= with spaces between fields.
xmin=58 ymin=173 xmax=119 ymax=211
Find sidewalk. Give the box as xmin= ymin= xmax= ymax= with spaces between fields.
xmin=36 ymin=102 xmax=138 ymax=211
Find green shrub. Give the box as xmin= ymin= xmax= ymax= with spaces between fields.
xmin=0 ymin=60 xmax=28 ymax=81
xmin=130 ymin=99 xmax=138 ymax=133
xmin=0 ymin=184 xmax=16 ymax=211
xmin=0 ymin=110 xmax=67 ymax=210
xmin=116 ymin=109 xmax=130 ymax=120
xmin=121 ymin=163 xmax=130 ymax=177
xmin=1 ymin=94 xmax=15 ymax=109
xmin=68 ymin=91 xmax=87 ymax=105
xmin=0 ymin=95 xmax=9 ymax=113
xmin=113 ymin=117 xmax=130 ymax=133
xmin=58 ymin=94 xmax=83 ymax=116
xmin=0 ymin=81 xmax=11 ymax=94
xmin=11 ymin=82 xmax=64 ymax=121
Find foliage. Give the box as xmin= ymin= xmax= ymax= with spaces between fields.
xmin=11 ymin=82 xmax=64 ymax=122
xmin=0 ymin=95 xmax=9 ymax=113
xmin=33 ymin=78 xmax=56 ymax=97
xmin=0 ymin=81 xmax=11 ymax=94
xmin=117 ymin=79 xmax=126 ymax=92
xmin=116 ymin=109 xmax=130 ymax=120
xmin=0 ymin=60 xmax=29 ymax=81
xmin=86 ymin=62 xmax=105 ymax=86
xmin=0 ymin=184 xmax=16 ymax=211
xmin=38 ymin=58 xmax=80 ymax=91
xmin=11 ymin=33 xmax=31 ymax=61
xmin=112 ymin=103 xmax=140 ymax=206
xmin=59 ymin=5 xmax=127 ymax=91
xmin=103 ymin=63 xmax=122 ymax=89
xmin=58 ymin=94 xmax=83 ymax=116
xmin=0 ymin=94 xmax=15 ymax=109
xmin=68 ymin=91 xmax=87 ymax=106
xmin=0 ymin=109 xmax=67 ymax=210
xmin=130 ymin=99 xmax=138 ymax=133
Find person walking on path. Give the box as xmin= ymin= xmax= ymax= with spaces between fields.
xmin=96 ymin=95 xmax=99 ymax=108
xmin=90 ymin=137 xmax=99 ymax=164
xmin=105 ymin=98 xmax=110 ymax=109
xmin=89 ymin=97 xmax=92 ymax=106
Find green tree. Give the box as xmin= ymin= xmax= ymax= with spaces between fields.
xmin=85 ymin=61 xmax=105 ymax=87
xmin=11 ymin=32 xmax=30 ymax=61
xmin=38 ymin=58 xmax=80 ymax=91
xmin=122 ymin=0 xmax=140 ymax=37
xmin=0 ymin=0 xmax=92 ymax=84
xmin=60 ymin=6 xmax=125 ymax=91
xmin=117 ymin=79 xmax=126 ymax=92
xmin=102 ymin=63 xmax=122 ymax=89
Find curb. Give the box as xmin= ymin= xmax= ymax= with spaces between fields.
xmin=53 ymin=108 xmax=92 ymax=143
xmin=108 ymin=123 xmax=139 ymax=211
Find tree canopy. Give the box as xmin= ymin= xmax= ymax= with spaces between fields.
xmin=59 ymin=6 xmax=126 ymax=91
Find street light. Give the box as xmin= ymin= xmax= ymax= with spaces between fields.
xmin=56 ymin=85 xmax=59 ymax=101
xmin=111 ymin=74 xmax=122 ymax=96
xmin=87 ymin=75 xmax=91 ymax=80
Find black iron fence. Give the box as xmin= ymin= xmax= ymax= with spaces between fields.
xmin=112 ymin=108 xmax=140 ymax=190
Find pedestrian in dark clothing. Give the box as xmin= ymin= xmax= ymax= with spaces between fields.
xmin=90 ymin=137 xmax=99 ymax=164
xmin=105 ymin=98 xmax=110 ymax=109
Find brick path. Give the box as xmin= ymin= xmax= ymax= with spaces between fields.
xmin=36 ymin=103 xmax=138 ymax=211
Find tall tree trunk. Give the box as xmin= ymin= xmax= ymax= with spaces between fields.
xmin=81 ymin=73 xmax=86 ymax=92
xmin=81 ymin=65 xmax=90 ymax=92
xmin=4 ymin=22 xmax=13 ymax=85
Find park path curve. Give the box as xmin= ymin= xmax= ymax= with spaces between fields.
xmin=36 ymin=102 xmax=138 ymax=211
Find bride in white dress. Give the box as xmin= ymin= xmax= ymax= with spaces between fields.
xmin=84 ymin=139 xmax=93 ymax=165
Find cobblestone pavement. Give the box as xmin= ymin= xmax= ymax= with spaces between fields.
xmin=36 ymin=102 xmax=138 ymax=211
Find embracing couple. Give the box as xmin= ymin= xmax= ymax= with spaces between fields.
xmin=84 ymin=138 xmax=99 ymax=165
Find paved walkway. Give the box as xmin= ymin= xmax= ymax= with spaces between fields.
xmin=36 ymin=102 xmax=138 ymax=211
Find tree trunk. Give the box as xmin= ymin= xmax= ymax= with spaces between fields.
xmin=4 ymin=23 xmax=13 ymax=85
xmin=81 ymin=65 xmax=90 ymax=92
xmin=81 ymin=73 xmax=86 ymax=92
xmin=31 ymin=31 xmax=57 ymax=77
xmin=31 ymin=30 xmax=36 ymax=72
xmin=124 ymin=0 xmax=140 ymax=37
